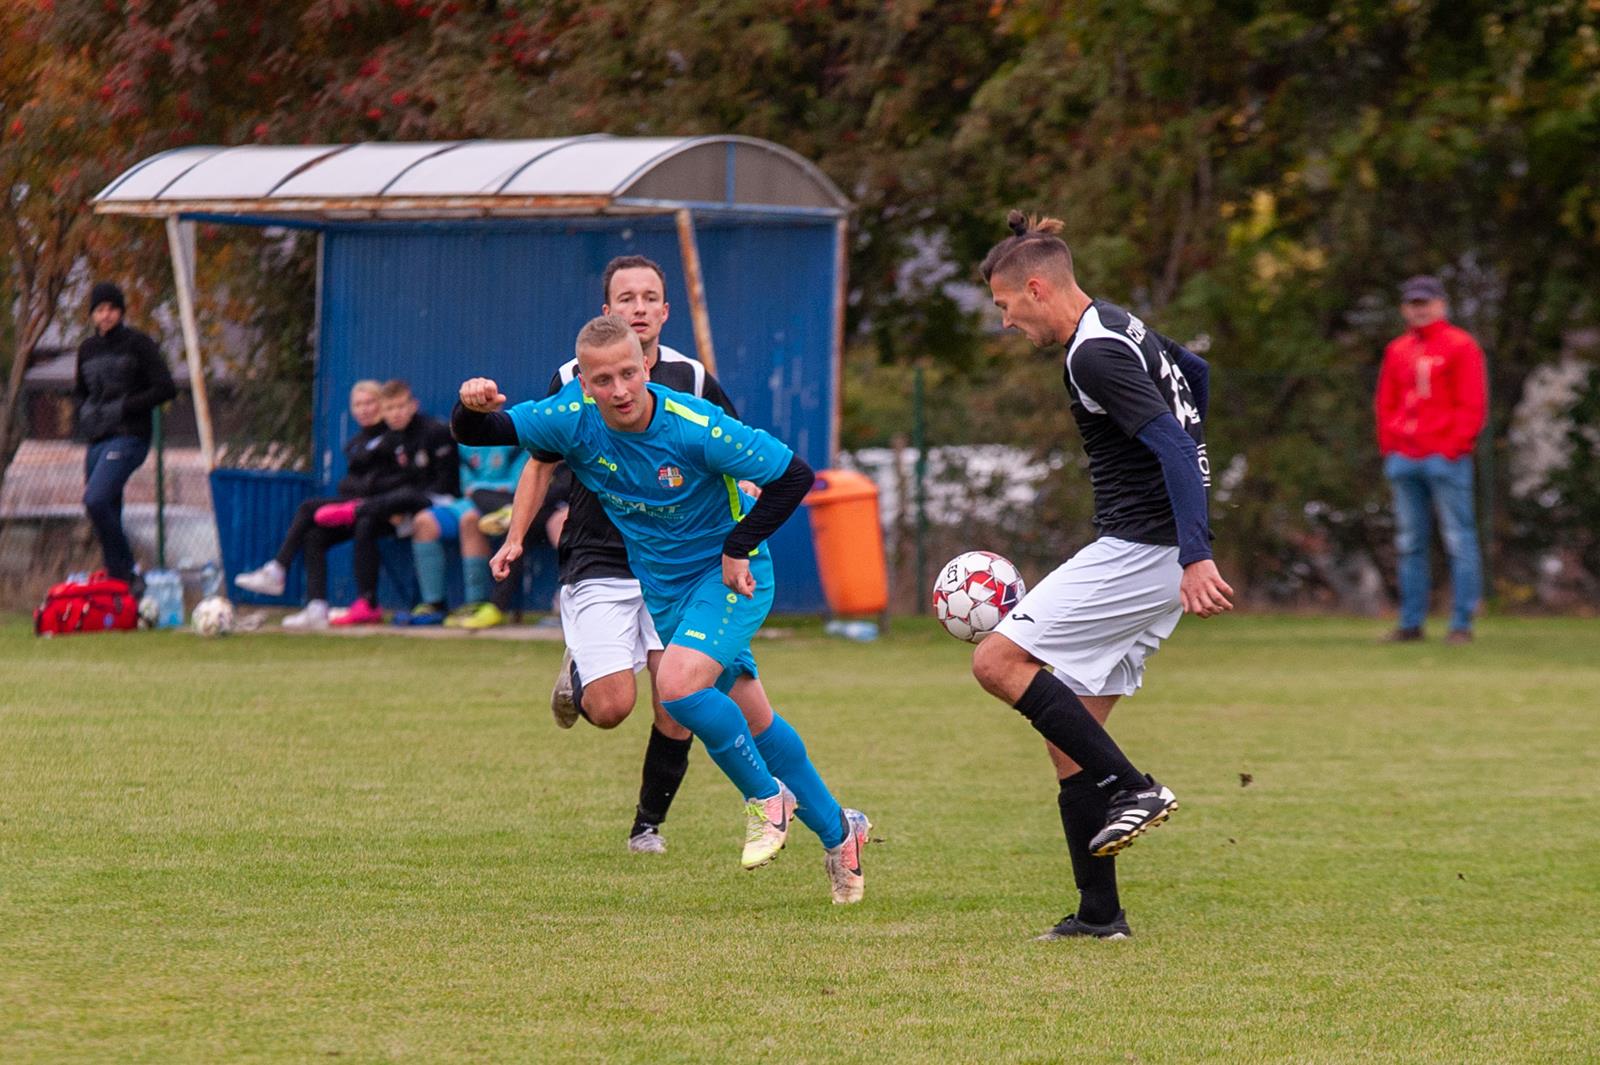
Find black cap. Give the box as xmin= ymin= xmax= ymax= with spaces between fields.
xmin=89 ymin=281 xmax=125 ymax=313
xmin=1399 ymin=275 xmax=1446 ymax=302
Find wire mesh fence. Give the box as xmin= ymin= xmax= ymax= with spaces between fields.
xmin=1 ymin=394 xmax=221 ymax=611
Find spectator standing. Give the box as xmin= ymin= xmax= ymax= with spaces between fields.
xmin=73 ymin=282 xmax=177 ymax=593
xmin=1375 ymin=275 xmax=1488 ymax=643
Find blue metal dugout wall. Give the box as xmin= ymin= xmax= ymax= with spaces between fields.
xmin=314 ymin=215 xmax=838 ymax=612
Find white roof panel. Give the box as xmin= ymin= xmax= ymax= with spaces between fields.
xmin=98 ymin=147 xmax=225 ymax=201
xmin=93 ymin=136 xmax=848 ymax=215
xmin=386 ymin=138 xmax=584 ymax=195
xmin=159 ymin=145 xmax=344 ymax=199
xmin=271 ymin=142 xmax=458 ymax=198
xmin=501 ymin=138 xmax=692 ymax=195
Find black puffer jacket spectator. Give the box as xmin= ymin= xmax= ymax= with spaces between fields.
xmin=73 ymin=284 xmax=176 ymax=444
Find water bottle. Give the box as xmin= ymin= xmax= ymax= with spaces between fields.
xmin=199 ymin=561 xmax=222 ymax=598
xmin=146 ymin=569 xmax=184 ymax=629
xmin=825 ymin=619 xmax=879 ymax=642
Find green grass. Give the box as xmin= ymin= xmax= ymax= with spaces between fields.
xmin=2 ymin=615 xmax=1597 ymax=1063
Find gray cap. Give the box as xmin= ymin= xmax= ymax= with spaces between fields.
xmin=1399 ymin=275 xmax=1446 ymax=302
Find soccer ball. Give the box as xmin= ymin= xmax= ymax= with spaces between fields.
xmin=137 ymin=594 xmax=160 ymax=629
xmin=190 ymin=595 xmax=235 ymax=637
xmin=932 ymin=550 xmax=1027 ymax=643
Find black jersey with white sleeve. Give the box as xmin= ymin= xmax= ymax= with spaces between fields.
xmin=1062 ymin=300 xmax=1210 ymax=548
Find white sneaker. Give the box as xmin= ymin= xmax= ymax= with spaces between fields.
xmin=282 ymin=600 xmax=330 ymax=630
xmin=824 ymin=808 xmax=871 ymax=905
xmin=741 ymin=781 xmax=796 ymax=870
xmin=235 ymin=561 xmax=286 ymax=597
xmin=550 ymin=648 xmax=580 ymax=729
xmin=628 ymin=825 xmax=667 ymax=854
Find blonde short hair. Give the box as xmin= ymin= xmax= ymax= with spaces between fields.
xmin=349 ymin=379 xmax=382 ymax=400
xmin=575 ymin=314 xmax=641 ymax=358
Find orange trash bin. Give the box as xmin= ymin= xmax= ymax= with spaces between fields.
xmin=803 ymin=469 xmax=889 ymax=617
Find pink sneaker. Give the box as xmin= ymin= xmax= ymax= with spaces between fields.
xmin=330 ymin=598 xmax=383 ymax=626
xmin=314 ymin=500 xmax=361 ymax=527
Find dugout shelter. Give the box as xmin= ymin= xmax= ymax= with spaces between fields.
xmin=93 ymin=136 xmax=851 ymax=612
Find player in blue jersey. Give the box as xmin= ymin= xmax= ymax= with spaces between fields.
xmin=453 ymin=315 xmax=870 ymax=904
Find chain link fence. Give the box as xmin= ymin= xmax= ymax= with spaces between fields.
xmin=1 ymin=375 xmax=224 ymax=611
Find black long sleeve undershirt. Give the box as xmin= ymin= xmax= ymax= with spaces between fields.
xmin=723 ymin=455 xmax=814 ymax=558
xmin=452 ymin=402 xmax=518 ymax=447
xmin=453 ymin=401 xmax=813 ymax=558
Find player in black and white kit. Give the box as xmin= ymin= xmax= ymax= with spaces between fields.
xmin=972 ymin=212 xmax=1234 ymax=941
xmin=490 ymin=256 xmax=738 ymax=854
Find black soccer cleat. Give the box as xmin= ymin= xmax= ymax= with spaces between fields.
xmin=1089 ymin=775 xmax=1178 ymax=857
xmin=1034 ymin=911 xmax=1132 ymax=941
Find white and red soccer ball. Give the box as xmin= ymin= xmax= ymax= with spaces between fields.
xmin=932 ymin=550 xmax=1027 ymax=643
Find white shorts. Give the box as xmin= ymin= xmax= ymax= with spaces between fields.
xmin=994 ymin=537 xmax=1184 ymax=697
xmin=559 ymin=578 xmax=664 ymax=683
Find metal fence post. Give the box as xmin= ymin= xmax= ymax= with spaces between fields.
xmin=154 ymin=404 xmax=166 ymax=569
xmin=913 ymin=364 xmax=928 ymax=610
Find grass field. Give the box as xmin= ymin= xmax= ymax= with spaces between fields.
xmin=2 ymin=615 xmax=1596 ymax=1063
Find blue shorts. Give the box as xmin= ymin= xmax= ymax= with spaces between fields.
xmin=427 ymin=498 xmax=475 ymax=539
xmin=645 ymin=553 xmax=772 ymax=694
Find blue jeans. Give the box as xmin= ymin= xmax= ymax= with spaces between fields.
xmin=1384 ymin=453 xmax=1482 ymax=632
xmin=83 ymin=434 xmax=150 ymax=583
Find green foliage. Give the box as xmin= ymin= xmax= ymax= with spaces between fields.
xmin=11 ymin=0 xmax=1600 ymax=594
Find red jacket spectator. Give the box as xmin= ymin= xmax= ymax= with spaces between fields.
xmin=1375 ymin=319 xmax=1486 ymax=460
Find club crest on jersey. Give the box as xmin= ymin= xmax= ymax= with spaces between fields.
xmin=657 ymin=465 xmax=684 ymax=489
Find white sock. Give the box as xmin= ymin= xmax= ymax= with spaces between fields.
xmin=263 ymin=560 xmax=285 ymax=578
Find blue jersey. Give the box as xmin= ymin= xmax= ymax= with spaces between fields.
xmin=459 ymin=444 xmax=526 ymax=494
xmin=507 ymin=380 xmax=794 ymax=599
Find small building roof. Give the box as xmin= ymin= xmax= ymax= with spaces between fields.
xmin=93 ymin=135 xmax=848 ymax=221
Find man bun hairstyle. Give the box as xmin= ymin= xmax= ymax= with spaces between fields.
xmin=981 ymin=210 xmax=1074 ymax=284
xmin=602 ymin=255 xmax=667 ymax=304
xmin=575 ymin=313 xmax=642 ymax=357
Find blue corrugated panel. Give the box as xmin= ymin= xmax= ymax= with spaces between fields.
xmin=211 ymin=468 xmax=314 ymax=605
xmin=314 ymin=216 xmax=841 ymax=612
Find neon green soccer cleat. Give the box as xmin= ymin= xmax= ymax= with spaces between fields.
xmin=741 ymin=782 xmax=796 ymax=870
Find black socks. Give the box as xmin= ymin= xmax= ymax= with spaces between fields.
xmin=1059 ymin=772 xmax=1120 ymax=924
xmin=633 ymin=726 xmax=694 ymax=835
xmin=1013 ymin=670 xmax=1144 ymax=792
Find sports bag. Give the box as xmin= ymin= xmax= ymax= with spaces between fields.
xmin=34 ymin=572 xmax=139 ymax=637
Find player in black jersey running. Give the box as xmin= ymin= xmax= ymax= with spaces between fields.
xmin=972 ymin=212 xmax=1234 ymax=941
xmin=489 ymin=256 xmax=738 ymax=854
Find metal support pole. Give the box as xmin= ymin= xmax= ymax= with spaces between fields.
xmin=166 ymin=215 xmax=216 ymax=469
xmin=674 ymin=208 xmax=717 ymax=374
xmin=154 ymin=405 xmax=166 ymax=569
xmin=829 ymin=216 xmax=849 ymax=463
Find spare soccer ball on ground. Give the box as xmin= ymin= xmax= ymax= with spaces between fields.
xmin=190 ymin=595 xmax=235 ymax=637
xmin=932 ymin=550 xmax=1027 ymax=643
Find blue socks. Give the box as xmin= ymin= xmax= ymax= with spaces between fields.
xmin=752 ymin=713 xmax=846 ymax=848
xmin=661 ymin=688 xmax=778 ymax=802
xmin=414 ymin=541 xmax=492 ymax=607
xmin=413 ymin=539 xmax=447 ymax=605
xmin=463 ymin=555 xmax=491 ymax=603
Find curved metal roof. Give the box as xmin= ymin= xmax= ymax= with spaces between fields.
xmin=92 ymin=135 xmax=848 ymax=220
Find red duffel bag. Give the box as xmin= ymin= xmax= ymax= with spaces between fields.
xmin=34 ymin=572 xmax=139 ymax=637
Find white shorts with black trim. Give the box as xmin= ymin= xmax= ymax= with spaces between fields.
xmin=993 ymin=536 xmax=1184 ymax=697
xmin=559 ymin=577 xmax=664 ymax=683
